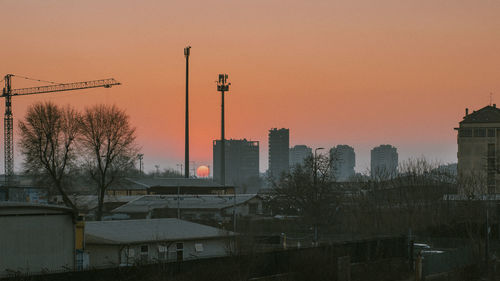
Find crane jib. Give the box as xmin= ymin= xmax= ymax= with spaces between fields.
xmin=1 ymin=75 xmax=120 ymax=178
xmin=9 ymin=78 xmax=120 ymax=96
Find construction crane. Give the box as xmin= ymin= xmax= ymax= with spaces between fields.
xmin=1 ymin=74 xmax=121 ymax=179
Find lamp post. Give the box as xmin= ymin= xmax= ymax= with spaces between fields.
xmin=313 ymin=147 xmax=324 ymax=245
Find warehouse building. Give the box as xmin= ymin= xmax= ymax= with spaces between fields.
xmin=0 ymin=202 xmax=76 ymax=277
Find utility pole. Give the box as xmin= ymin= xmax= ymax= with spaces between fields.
xmin=216 ymin=74 xmax=230 ymax=186
xmin=486 ymin=207 xmax=490 ymax=275
xmin=184 ymin=46 xmax=191 ymax=179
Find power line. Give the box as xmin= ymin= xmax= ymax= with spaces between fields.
xmin=13 ymin=74 xmax=60 ymax=85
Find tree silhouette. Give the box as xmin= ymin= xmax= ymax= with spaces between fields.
xmin=269 ymin=154 xmax=339 ymax=243
xmin=79 ymin=104 xmax=139 ymax=220
xmin=18 ymin=102 xmax=79 ymax=211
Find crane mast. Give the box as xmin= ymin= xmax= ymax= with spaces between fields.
xmin=3 ymin=75 xmax=13 ymax=177
xmin=1 ymin=74 xmax=120 ymax=179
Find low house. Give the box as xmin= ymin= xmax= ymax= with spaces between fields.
xmin=0 ymin=202 xmax=76 ymax=277
xmin=85 ymin=219 xmax=235 ymax=268
xmin=111 ymin=194 xmax=263 ymax=222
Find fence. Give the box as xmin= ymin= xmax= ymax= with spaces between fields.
xmin=421 ymin=246 xmax=475 ymax=277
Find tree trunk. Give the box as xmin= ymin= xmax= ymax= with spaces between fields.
xmin=96 ymin=183 xmax=106 ymax=221
xmin=56 ymin=182 xmax=77 ymax=213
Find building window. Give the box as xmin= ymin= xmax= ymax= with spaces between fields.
xmin=488 ymin=128 xmax=496 ymax=137
xmin=121 ymin=248 xmax=135 ymax=265
xmin=459 ymin=128 xmax=473 ymax=137
xmin=176 ymin=242 xmax=183 ymax=261
xmin=195 ymin=243 xmax=204 ymax=253
xmin=474 ymin=128 xmax=486 ymax=137
xmin=488 ymin=144 xmax=496 ymax=158
xmin=158 ymin=245 xmax=168 ymax=261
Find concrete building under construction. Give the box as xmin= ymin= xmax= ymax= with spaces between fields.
xmin=213 ymin=139 xmax=259 ymax=186
xmin=456 ymin=105 xmax=500 ymax=194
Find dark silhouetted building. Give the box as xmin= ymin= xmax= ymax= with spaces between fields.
xmin=330 ymin=145 xmax=355 ymax=181
xmin=213 ymin=139 xmax=259 ymax=186
xmin=456 ymin=105 xmax=500 ymax=194
xmin=268 ymin=128 xmax=289 ymax=178
xmin=371 ymin=145 xmax=398 ymax=178
xmin=289 ymin=145 xmax=312 ymax=169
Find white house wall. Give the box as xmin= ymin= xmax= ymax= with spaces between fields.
xmin=87 ymin=238 xmax=234 ymax=268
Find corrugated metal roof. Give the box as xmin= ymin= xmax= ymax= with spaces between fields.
xmin=111 ymin=194 xmax=259 ymax=213
xmin=54 ymin=195 xmax=140 ymax=210
xmin=107 ymin=178 xmax=229 ymax=191
xmin=85 ymin=218 xmax=234 ymax=244
xmin=0 ymin=202 xmax=73 ymax=215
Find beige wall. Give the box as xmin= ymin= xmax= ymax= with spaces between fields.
xmin=0 ymin=213 xmax=75 ymax=277
xmin=457 ymin=122 xmax=500 ymax=194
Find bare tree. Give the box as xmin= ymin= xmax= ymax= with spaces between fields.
xmin=269 ymin=154 xmax=339 ymax=243
xmin=18 ymin=102 xmax=79 ymax=211
xmin=79 ymin=104 xmax=139 ymax=220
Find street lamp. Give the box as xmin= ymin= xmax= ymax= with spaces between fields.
xmin=313 ymin=147 xmax=324 ymax=245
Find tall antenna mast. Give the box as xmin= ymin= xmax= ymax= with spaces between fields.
xmin=184 ymin=46 xmax=191 ymax=179
xmin=216 ymin=74 xmax=230 ymax=186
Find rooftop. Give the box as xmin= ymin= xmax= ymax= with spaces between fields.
xmin=85 ymin=218 xmax=235 ymax=245
xmin=108 ymin=178 xmax=231 ymax=191
xmin=112 ymin=194 xmax=259 ymax=213
xmin=0 ymin=202 xmax=73 ymax=215
xmin=461 ymin=105 xmax=500 ymax=124
xmin=54 ymin=195 xmax=139 ymax=210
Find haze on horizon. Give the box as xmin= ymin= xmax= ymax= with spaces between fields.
xmin=1 ymin=0 xmax=499 ymax=174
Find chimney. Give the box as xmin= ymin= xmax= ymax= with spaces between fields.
xmin=465 ymin=108 xmax=469 ymax=115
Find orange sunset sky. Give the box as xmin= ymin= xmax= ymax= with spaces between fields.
xmin=1 ymin=0 xmax=500 ymax=174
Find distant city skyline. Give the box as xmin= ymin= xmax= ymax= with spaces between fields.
xmin=2 ymin=1 xmax=494 ymax=175
xmin=269 ymin=128 xmax=290 ymax=178
xmin=330 ymin=145 xmax=356 ymax=181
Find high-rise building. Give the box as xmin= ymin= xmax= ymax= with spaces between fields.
xmin=456 ymin=105 xmax=500 ymax=194
xmin=268 ymin=128 xmax=289 ymax=178
xmin=371 ymin=145 xmax=398 ymax=179
xmin=213 ymin=139 xmax=259 ymax=186
xmin=330 ymin=145 xmax=355 ymax=181
xmin=289 ymin=145 xmax=312 ymax=169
